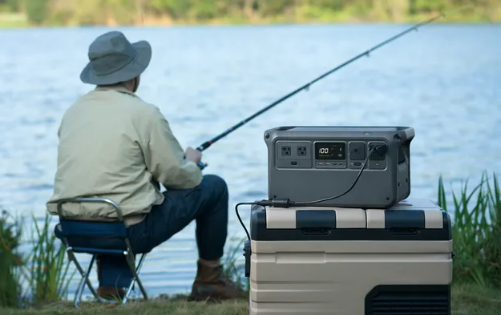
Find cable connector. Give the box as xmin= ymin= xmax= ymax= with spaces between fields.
xmin=371 ymin=144 xmax=387 ymax=156
xmin=255 ymin=198 xmax=295 ymax=208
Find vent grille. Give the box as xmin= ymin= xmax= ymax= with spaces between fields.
xmin=366 ymin=286 xmax=450 ymax=315
xmin=371 ymin=293 xmax=448 ymax=315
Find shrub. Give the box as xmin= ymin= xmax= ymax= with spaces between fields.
xmin=0 ymin=210 xmax=23 ymax=308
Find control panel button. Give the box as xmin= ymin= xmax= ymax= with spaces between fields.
xmin=316 ymin=161 xmax=346 ymax=169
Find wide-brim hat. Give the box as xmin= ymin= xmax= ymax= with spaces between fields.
xmin=80 ymin=31 xmax=152 ymax=85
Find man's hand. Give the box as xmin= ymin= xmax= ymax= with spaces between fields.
xmin=185 ymin=147 xmax=202 ymax=164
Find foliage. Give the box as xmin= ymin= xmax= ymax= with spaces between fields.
xmin=0 ymin=0 xmax=500 ymax=26
xmin=222 ymin=236 xmax=249 ymax=292
xmin=0 ymin=211 xmax=74 ymax=308
xmin=24 ymin=0 xmax=51 ymax=24
xmin=23 ymin=213 xmax=74 ymax=305
xmin=0 ymin=210 xmax=23 ymax=308
xmin=437 ymin=171 xmax=501 ymax=288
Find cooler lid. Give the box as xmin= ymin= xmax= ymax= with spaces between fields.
xmin=252 ymin=199 xmax=451 ymax=241
xmin=265 ymin=206 xmax=366 ymax=229
xmin=366 ymin=198 xmax=444 ymax=229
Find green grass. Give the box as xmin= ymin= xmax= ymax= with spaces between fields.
xmin=452 ymin=283 xmax=501 ymax=315
xmin=0 ymin=283 xmax=500 ymax=315
xmin=0 ymin=21 xmax=27 ymax=28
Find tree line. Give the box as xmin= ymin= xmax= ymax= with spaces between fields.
xmin=0 ymin=0 xmax=498 ymax=26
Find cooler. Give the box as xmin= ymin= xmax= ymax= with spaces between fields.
xmin=247 ymin=197 xmax=453 ymax=315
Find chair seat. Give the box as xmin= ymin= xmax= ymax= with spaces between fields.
xmin=55 ymin=221 xmax=129 ymax=252
xmin=59 ymin=219 xmax=128 ymax=238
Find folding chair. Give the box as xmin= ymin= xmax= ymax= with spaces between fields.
xmin=55 ymin=197 xmax=148 ymax=307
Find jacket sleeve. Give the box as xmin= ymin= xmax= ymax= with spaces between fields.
xmin=143 ymin=106 xmax=203 ymax=190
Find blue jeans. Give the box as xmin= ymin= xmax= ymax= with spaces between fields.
xmin=55 ymin=174 xmax=229 ymax=287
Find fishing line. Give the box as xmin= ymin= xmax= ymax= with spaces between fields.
xmin=191 ymin=5 xmax=474 ymax=170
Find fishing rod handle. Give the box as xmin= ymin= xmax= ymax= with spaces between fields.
xmin=196 ymin=147 xmax=208 ymax=170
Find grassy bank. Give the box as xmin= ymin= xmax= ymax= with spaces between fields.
xmin=1 ymin=171 xmax=501 ymax=313
xmin=1 ymin=283 xmax=501 ymax=315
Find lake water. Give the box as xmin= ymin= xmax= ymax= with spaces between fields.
xmin=0 ymin=23 xmax=500 ymax=299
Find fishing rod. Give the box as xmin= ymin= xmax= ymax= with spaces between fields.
xmin=194 ymin=5 xmax=473 ymax=170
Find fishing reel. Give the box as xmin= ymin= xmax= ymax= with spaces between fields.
xmin=197 ymin=161 xmax=207 ymax=170
xmin=196 ymin=146 xmax=208 ymax=170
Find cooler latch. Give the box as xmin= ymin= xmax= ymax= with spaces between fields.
xmin=243 ymin=240 xmax=251 ymax=278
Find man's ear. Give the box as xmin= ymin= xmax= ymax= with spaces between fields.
xmin=137 ymin=75 xmax=141 ymax=85
xmin=134 ymin=76 xmax=141 ymax=92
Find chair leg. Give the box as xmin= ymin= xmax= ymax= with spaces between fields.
xmin=68 ymin=250 xmax=100 ymax=301
xmin=122 ymin=253 xmax=148 ymax=304
xmin=72 ymin=254 xmax=97 ymax=308
xmin=73 ymin=275 xmax=85 ymax=306
xmin=69 ymin=251 xmax=122 ymax=306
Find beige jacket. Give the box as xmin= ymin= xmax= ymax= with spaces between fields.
xmin=46 ymin=85 xmax=203 ymax=226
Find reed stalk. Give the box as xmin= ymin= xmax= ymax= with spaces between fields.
xmin=223 ymin=236 xmax=249 ymax=292
xmin=437 ymin=171 xmax=501 ymax=288
xmin=0 ymin=210 xmax=24 ymax=308
xmin=23 ymin=213 xmax=74 ymax=305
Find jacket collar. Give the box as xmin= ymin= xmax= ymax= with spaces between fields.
xmin=94 ymin=84 xmax=138 ymax=97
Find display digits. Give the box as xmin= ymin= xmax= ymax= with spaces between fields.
xmin=315 ymin=142 xmax=346 ymax=160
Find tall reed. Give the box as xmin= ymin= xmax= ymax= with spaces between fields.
xmin=23 ymin=213 xmax=74 ymax=305
xmin=437 ymin=171 xmax=501 ymax=288
xmin=223 ymin=236 xmax=249 ymax=292
xmin=0 ymin=210 xmax=23 ymax=308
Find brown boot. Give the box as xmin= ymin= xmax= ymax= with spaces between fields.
xmin=96 ymin=256 xmax=126 ymax=300
xmin=97 ymin=286 xmax=126 ymax=300
xmin=188 ymin=260 xmax=247 ymax=302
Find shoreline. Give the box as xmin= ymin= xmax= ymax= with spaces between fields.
xmin=0 ymin=17 xmax=499 ymax=30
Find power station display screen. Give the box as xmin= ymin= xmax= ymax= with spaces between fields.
xmin=315 ymin=142 xmax=346 ymax=160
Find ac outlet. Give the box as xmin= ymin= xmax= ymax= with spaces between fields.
xmin=281 ymin=146 xmax=291 ymax=156
xmin=369 ymin=142 xmax=386 ymax=161
xmin=276 ymin=141 xmax=312 ymax=168
xmin=297 ymin=146 xmax=307 ymax=156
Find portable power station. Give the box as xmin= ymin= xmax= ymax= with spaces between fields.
xmin=264 ymin=126 xmax=415 ymax=208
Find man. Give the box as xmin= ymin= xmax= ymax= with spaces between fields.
xmin=46 ymin=31 xmax=244 ymax=301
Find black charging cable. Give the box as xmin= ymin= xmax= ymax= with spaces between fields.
xmin=235 ymin=144 xmax=387 ymax=241
xmin=235 ymin=202 xmax=255 ymax=241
